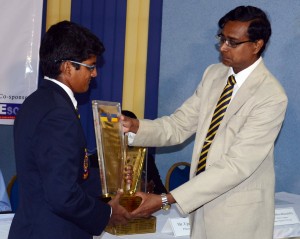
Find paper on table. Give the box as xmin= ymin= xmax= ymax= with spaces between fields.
xmin=275 ymin=207 xmax=300 ymax=226
xmin=162 ymin=217 xmax=190 ymax=237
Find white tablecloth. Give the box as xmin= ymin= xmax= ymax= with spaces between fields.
xmin=0 ymin=214 xmax=14 ymax=239
xmin=0 ymin=208 xmax=185 ymax=239
xmin=1 ymin=192 xmax=300 ymax=239
xmin=274 ymin=192 xmax=300 ymax=239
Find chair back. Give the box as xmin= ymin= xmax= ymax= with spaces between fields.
xmin=7 ymin=175 xmax=19 ymax=212
xmin=165 ymin=162 xmax=190 ymax=192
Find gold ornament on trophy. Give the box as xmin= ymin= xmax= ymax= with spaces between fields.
xmin=92 ymin=100 xmax=156 ymax=235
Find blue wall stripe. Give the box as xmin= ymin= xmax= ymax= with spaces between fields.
xmin=144 ymin=0 xmax=163 ymax=120
xmin=71 ymin=0 xmax=127 ymax=153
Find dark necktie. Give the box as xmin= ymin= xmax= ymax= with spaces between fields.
xmin=76 ymin=106 xmax=80 ymax=119
xmin=196 ymin=75 xmax=236 ymax=175
xmin=75 ymin=106 xmax=89 ymax=179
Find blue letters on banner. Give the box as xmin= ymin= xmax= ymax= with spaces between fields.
xmin=0 ymin=103 xmax=21 ymax=119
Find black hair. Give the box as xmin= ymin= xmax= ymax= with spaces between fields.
xmin=39 ymin=21 xmax=105 ymax=79
xmin=218 ymin=6 xmax=271 ymax=56
xmin=121 ymin=110 xmax=137 ymax=119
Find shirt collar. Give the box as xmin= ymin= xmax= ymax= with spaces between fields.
xmin=44 ymin=76 xmax=77 ymax=109
xmin=228 ymin=57 xmax=262 ymax=88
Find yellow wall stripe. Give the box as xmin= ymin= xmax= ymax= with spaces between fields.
xmin=46 ymin=0 xmax=71 ymax=30
xmin=122 ymin=0 xmax=150 ymax=118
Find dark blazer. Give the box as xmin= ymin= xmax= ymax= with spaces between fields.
xmin=9 ymin=80 xmax=111 ymax=239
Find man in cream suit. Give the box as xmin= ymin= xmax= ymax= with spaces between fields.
xmin=121 ymin=6 xmax=288 ymax=239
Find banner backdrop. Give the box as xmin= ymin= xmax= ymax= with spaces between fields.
xmin=0 ymin=0 xmax=43 ymax=125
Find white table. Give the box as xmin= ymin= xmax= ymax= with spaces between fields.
xmin=273 ymin=192 xmax=300 ymax=239
xmin=0 ymin=213 xmax=14 ymax=239
xmin=0 ymin=207 xmax=186 ymax=239
xmin=1 ymin=192 xmax=300 ymax=239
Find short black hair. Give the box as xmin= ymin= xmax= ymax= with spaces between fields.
xmin=121 ymin=110 xmax=137 ymax=119
xmin=39 ymin=21 xmax=105 ymax=79
xmin=218 ymin=6 xmax=271 ymax=56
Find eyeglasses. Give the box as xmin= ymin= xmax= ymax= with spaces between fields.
xmin=67 ymin=60 xmax=96 ymax=71
xmin=216 ymin=34 xmax=254 ymax=48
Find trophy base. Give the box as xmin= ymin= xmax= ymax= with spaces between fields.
xmin=105 ymin=216 xmax=156 ymax=235
xmin=102 ymin=194 xmax=156 ymax=235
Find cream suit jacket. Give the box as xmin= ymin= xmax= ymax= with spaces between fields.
xmin=132 ymin=60 xmax=288 ymax=239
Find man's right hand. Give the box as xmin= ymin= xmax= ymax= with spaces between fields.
xmin=120 ymin=115 xmax=139 ymax=134
xmin=107 ymin=190 xmax=132 ymax=226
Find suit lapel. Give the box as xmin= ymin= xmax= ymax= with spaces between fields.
xmin=206 ymin=70 xmax=228 ymax=122
xmin=194 ymin=69 xmax=228 ymax=166
xmin=218 ymin=61 xmax=267 ymax=132
xmin=41 ymin=80 xmax=78 ymax=117
xmin=193 ymin=61 xmax=268 ymax=174
xmin=41 ymin=79 xmax=87 ymax=162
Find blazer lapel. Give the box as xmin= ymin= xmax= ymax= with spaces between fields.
xmin=218 ymin=60 xmax=267 ymax=132
xmin=194 ymin=69 xmax=228 ymax=161
xmin=41 ymin=80 xmax=78 ymax=117
xmin=206 ymin=71 xmax=229 ymax=121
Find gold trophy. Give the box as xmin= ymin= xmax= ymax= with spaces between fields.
xmin=92 ymin=100 xmax=156 ymax=235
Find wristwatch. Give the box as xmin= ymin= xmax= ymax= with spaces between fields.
xmin=161 ymin=193 xmax=171 ymax=210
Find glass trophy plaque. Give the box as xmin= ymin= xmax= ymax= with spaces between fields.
xmin=92 ymin=100 xmax=156 ymax=235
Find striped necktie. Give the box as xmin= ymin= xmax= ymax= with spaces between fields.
xmin=196 ymin=75 xmax=236 ymax=175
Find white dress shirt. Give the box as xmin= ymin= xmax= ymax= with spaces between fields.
xmin=229 ymin=57 xmax=262 ymax=99
xmin=44 ymin=76 xmax=78 ymax=109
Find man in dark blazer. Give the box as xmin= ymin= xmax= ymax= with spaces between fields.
xmin=9 ymin=21 xmax=131 ymax=239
